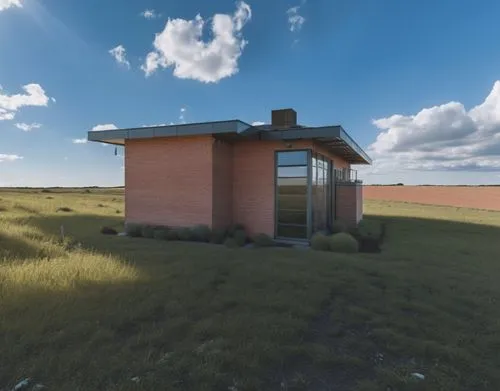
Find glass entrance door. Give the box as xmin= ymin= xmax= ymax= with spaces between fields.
xmin=275 ymin=150 xmax=309 ymax=240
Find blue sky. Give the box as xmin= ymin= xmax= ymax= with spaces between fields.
xmin=1 ymin=0 xmax=500 ymax=186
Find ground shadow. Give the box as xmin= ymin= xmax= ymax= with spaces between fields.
xmin=3 ymin=211 xmax=500 ymax=390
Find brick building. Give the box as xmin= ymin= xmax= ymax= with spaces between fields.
xmin=88 ymin=109 xmax=371 ymax=241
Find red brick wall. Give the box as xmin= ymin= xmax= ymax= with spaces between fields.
xmin=125 ymin=136 xmax=213 ymax=227
xmin=232 ymin=139 xmax=312 ymax=236
xmin=335 ymin=182 xmax=363 ymax=227
xmin=212 ymin=139 xmax=233 ymax=229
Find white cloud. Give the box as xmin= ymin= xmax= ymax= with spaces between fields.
xmin=91 ymin=123 xmax=118 ymax=131
xmin=141 ymin=1 xmax=252 ymax=83
xmin=0 ymin=83 xmax=50 ymax=121
xmin=51 ymin=97 xmax=56 ymax=103
xmin=286 ymin=5 xmax=305 ymax=32
xmin=15 ymin=122 xmax=42 ymax=132
xmin=0 ymin=0 xmax=22 ymax=11
xmin=72 ymin=138 xmax=87 ymax=144
xmin=140 ymin=9 xmax=158 ymax=19
xmin=0 ymin=153 xmax=23 ymax=162
xmin=179 ymin=107 xmax=186 ymax=123
xmin=108 ymin=45 xmax=130 ymax=69
xmin=360 ymin=81 xmax=500 ymax=175
xmin=252 ymin=121 xmax=265 ymax=126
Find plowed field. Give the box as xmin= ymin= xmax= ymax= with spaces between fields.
xmin=364 ymin=186 xmax=500 ymax=211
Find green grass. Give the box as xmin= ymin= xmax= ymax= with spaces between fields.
xmin=1 ymin=189 xmax=500 ymax=390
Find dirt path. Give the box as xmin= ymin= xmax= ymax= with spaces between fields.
xmin=364 ymin=186 xmax=500 ymax=211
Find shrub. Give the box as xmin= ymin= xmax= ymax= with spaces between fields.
xmin=329 ymin=232 xmax=359 ymax=253
xmin=311 ymin=232 xmax=330 ymax=251
xmin=166 ymin=229 xmax=179 ymax=241
xmin=227 ymin=223 xmax=245 ymax=237
xmin=210 ymin=228 xmax=227 ymax=244
xmin=125 ymin=223 xmax=143 ymax=237
xmin=177 ymin=227 xmax=193 ymax=241
xmin=233 ymin=229 xmax=247 ymax=247
xmin=331 ymin=220 xmax=348 ymax=234
xmin=100 ymin=226 xmax=118 ymax=235
xmin=97 ymin=203 xmax=107 ymax=208
xmin=154 ymin=228 xmax=170 ymax=240
xmin=191 ymin=225 xmax=212 ymax=242
xmin=141 ymin=225 xmax=156 ymax=239
xmin=41 ymin=189 xmax=52 ymax=193
xmin=252 ymin=233 xmax=275 ymax=247
xmin=224 ymin=237 xmax=239 ymax=248
xmin=56 ymin=207 xmax=73 ymax=212
xmin=357 ymin=219 xmax=382 ymax=240
xmin=46 ymin=196 xmax=54 ymax=200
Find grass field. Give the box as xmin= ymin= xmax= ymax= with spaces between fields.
xmin=1 ymin=188 xmax=500 ymax=390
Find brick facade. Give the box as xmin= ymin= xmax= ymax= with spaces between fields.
xmin=124 ymin=135 xmax=361 ymax=237
xmin=335 ymin=182 xmax=363 ymax=227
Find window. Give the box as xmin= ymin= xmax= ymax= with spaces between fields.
xmin=275 ymin=150 xmax=308 ymax=240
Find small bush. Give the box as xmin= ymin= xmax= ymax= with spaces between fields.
xmin=166 ymin=229 xmax=179 ymax=241
xmin=56 ymin=207 xmax=73 ymax=212
xmin=100 ymin=226 xmax=118 ymax=235
xmin=84 ymin=189 xmax=91 ymax=194
xmin=311 ymin=232 xmax=330 ymax=251
xmin=210 ymin=228 xmax=227 ymax=244
xmin=224 ymin=237 xmax=239 ymax=248
xmin=141 ymin=225 xmax=156 ymax=239
xmin=252 ymin=233 xmax=275 ymax=247
xmin=116 ymin=210 xmax=121 ymax=214
xmin=126 ymin=223 xmax=143 ymax=237
xmin=331 ymin=220 xmax=348 ymax=234
xmin=41 ymin=189 xmax=52 ymax=193
xmin=97 ymin=203 xmax=107 ymax=208
xmin=329 ymin=232 xmax=359 ymax=253
xmin=46 ymin=196 xmax=54 ymax=200
xmin=154 ymin=228 xmax=170 ymax=240
xmin=227 ymin=223 xmax=245 ymax=237
xmin=233 ymin=229 xmax=247 ymax=247
xmin=357 ymin=219 xmax=382 ymax=239
xmin=191 ymin=225 xmax=211 ymax=242
xmin=177 ymin=227 xmax=193 ymax=241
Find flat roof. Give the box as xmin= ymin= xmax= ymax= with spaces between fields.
xmin=87 ymin=120 xmax=371 ymax=165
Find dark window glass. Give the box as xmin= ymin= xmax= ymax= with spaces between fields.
xmin=277 ymin=224 xmax=307 ymax=239
xmin=277 ymin=177 xmax=307 ymax=195
xmin=277 ymin=151 xmax=308 ymax=166
xmin=277 ymin=166 xmax=307 ymax=178
xmin=278 ymin=209 xmax=307 ymax=225
xmin=278 ymin=194 xmax=307 ymax=210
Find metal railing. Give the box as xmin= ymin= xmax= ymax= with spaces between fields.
xmin=334 ymin=168 xmax=361 ymax=183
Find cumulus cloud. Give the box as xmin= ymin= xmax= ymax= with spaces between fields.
xmin=141 ymin=1 xmax=252 ymax=83
xmin=91 ymin=123 xmax=118 ymax=131
xmin=286 ymin=5 xmax=305 ymax=32
xmin=252 ymin=121 xmax=265 ymax=126
xmin=72 ymin=138 xmax=87 ymax=144
xmin=0 ymin=84 xmax=50 ymax=121
xmin=109 ymin=45 xmax=130 ymax=68
xmin=15 ymin=122 xmax=42 ymax=132
xmin=140 ymin=9 xmax=158 ymax=19
xmin=0 ymin=0 xmax=22 ymax=11
xmin=361 ymin=81 xmax=500 ymax=174
xmin=0 ymin=153 xmax=23 ymax=162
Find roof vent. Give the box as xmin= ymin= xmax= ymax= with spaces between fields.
xmin=272 ymin=108 xmax=297 ymax=128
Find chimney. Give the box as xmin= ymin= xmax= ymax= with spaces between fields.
xmin=271 ymin=108 xmax=297 ymax=128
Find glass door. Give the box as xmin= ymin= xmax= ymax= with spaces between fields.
xmin=275 ymin=150 xmax=309 ymax=240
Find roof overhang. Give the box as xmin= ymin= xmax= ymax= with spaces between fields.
xmin=259 ymin=126 xmax=372 ymax=164
xmin=87 ymin=120 xmax=371 ymax=165
xmin=87 ymin=120 xmax=252 ymax=146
